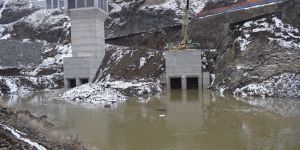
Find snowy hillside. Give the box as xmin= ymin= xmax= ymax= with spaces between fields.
xmin=110 ymin=0 xmax=207 ymax=14
xmin=213 ymin=14 xmax=300 ymax=98
xmin=106 ymin=0 xmax=207 ymax=37
xmin=0 ymin=2 xmax=71 ymax=95
xmin=63 ymin=45 xmax=163 ymax=105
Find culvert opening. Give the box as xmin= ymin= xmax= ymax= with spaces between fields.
xmin=187 ymin=77 xmax=199 ymax=89
xmin=80 ymin=78 xmax=89 ymax=85
xmin=68 ymin=78 xmax=76 ymax=88
xmin=170 ymin=78 xmax=182 ymax=89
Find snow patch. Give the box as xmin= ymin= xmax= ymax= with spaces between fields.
xmin=0 ymin=0 xmax=8 ymax=19
xmin=235 ymin=15 xmax=300 ymax=51
xmin=0 ymin=124 xmax=47 ymax=150
xmin=139 ymin=57 xmax=146 ymax=69
xmin=3 ymin=77 xmax=18 ymax=93
xmin=62 ymin=81 xmax=162 ymax=105
xmin=140 ymin=0 xmax=207 ymax=15
xmin=234 ymin=73 xmax=300 ymax=97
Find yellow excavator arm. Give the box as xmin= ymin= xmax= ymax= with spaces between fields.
xmin=181 ymin=0 xmax=190 ymax=46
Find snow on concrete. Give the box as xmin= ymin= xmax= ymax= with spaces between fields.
xmin=0 ymin=124 xmax=47 ymax=150
xmin=235 ymin=15 xmax=300 ymax=51
xmin=234 ymin=73 xmax=300 ymax=97
xmin=62 ymin=81 xmax=162 ymax=105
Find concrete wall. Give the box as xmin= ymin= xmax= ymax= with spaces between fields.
xmin=63 ymin=6 xmax=108 ymax=88
xmin=64 ymin=57 xmax=102 ymax=87
xmin=165 ymin=50 xmax=202 ymax=90
xmin=69 ymin=8 xmax=106 ymax=60
xmin=165 ymin=50 xmax=210 ymax=90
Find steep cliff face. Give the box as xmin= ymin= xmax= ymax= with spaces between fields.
xmin=212 ymin=13 xmax=300 ymax=97
xmin=106 ymin=0 xmax=207 ymax=38
xmin=280 ymin=0 xmax=300 ymax=28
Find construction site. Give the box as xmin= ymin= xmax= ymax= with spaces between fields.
xmin=0 ymin=0 xmax=299 ymax=149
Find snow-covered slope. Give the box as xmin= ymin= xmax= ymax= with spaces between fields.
xmin=235 ymin=15 xmax=300 ymax=51
xmin=212 ymin=14 xmax=300 ymax=98
xmin=62 ymin=45 xmax=163 ymax=105
xmin=0 ymin=2 xmax=71 ymax=95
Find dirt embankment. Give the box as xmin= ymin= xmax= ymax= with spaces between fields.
xmin=0 ymin=105 xmax=94 ymax=149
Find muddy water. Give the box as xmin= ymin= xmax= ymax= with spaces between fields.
xmin=1 ymin=90 xmax=300 ymax=150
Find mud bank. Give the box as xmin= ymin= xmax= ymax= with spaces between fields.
xmin=0 ymin=105 xmax=95 ymax=149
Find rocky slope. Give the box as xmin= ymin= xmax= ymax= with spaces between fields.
xmin=106 ymin=0 xmax=207 ymax=38
xmin=212 ymin=12 xmax=300 ymax=97
xmin=104 ymin=0 xmax=299 ymax=98
xmin=0 ymin=1 xmax=71 ymax=96
xmin=0 ymin=105 xmax=93 ymax=149
xmin=63 ymin=45 xmax=164 ymax=105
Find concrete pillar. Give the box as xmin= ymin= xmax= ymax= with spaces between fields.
xmin=166 ymin=77 xmax=171 ymax=90
xmin=181 ymin=75 xmax=187 ymax=90
xmin=203 ymin=72 xmax=211 ymax=89
xmin=64 ymin=0 xmax=68 ymax=9
xmin=198 ymin=75 xmax=203 ymax=89
xmin=64 ymin=78 xmax=69 ymax=89
xmin=182 ymin=89 xmax=187 ymax=103
xmin=95 ymin=0 xmax=99 ymax=8
xmin=76 ymin=78 xmax=80 ymax=87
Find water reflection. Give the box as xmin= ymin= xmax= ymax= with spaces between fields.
xmin=234 ymin=96 xmax=300 ymax=116
xmin=0 ymin=90 xmax=300 ymax=150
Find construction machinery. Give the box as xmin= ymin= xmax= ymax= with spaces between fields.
xmin=166 ymin=0 xmax=200 ymax=50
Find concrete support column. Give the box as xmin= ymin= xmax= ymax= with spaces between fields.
xmin=198 ymin=74 xmax=203 ymax=89
xmin=182 ymin=89 xmax=187 ymax=103
xmin=64 ymin=78 xmax=69 ymax=89
xmin=203 ymin=72 xmax=211 ymax=89
xmin=95 ymin=0 xmax=98 ymax=8
xmin=181 ymin=75 xmax=187 ymax=90
xmin=64 ymin=0 xmax=68 ymax=9
xmin=76 ymin=78 xmax=80 ymax=86
xmin=166 ymin=77 xmax=171 ymax=90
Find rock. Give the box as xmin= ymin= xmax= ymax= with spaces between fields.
xmin=280 ymin=0 xmax=300 ymax=28
xmin=0 ymin=40 xmax=43 ymax=68
xmin=105 ymin=0 xmax=180 ymax=38
xmin=211 ymin=13 xmax=300 ymax=97
xmin=10 ymin=10 xmax=70 ymax=43
xmin=0 ymin=1 xmax=38 ymax=24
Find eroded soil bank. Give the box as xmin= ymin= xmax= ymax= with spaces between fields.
xmin=0 ymin=104 xmax=94 ymax=149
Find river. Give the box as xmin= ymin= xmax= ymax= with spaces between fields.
xmin=1 ymin=89 xmax=300 ymax=150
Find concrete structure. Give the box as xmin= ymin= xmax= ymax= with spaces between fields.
xmin=46 ymin=0 xmax=64 ymax=9
xmin=30 ymin=0 xmax=64 ymax=9
xmin=63 ymin=0 xmax=108 ymax=88
xmin=165 ymin=49 xmax=210 ymax=90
